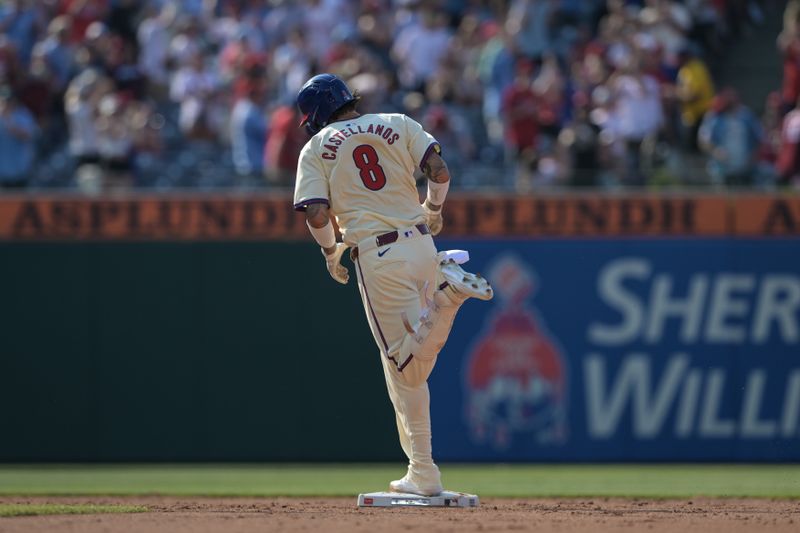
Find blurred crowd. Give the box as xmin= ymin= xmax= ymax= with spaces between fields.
xmin=0 ymin=0 xmax=794 ymax=191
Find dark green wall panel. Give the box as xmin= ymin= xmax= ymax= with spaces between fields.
xmin=0 ymin=243 xmax=400 ymax=461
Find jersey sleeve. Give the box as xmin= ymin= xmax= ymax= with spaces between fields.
xmin=293 ymin=141 xmax=330 ymax=211
xmin=403 ymin=115 xmax=440 ymax=171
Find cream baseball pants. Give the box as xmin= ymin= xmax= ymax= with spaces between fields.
xmin=352 ymin=227 xmax=461 ymax=488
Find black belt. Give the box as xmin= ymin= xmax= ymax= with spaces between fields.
xmin=351 ymin=224 xmax=430 ymax=261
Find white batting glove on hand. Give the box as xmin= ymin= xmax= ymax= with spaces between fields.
xmin=422 ymin=201 xmax=443 ymax=236
xmin=322 ymin=243 xmax=349 ymax=284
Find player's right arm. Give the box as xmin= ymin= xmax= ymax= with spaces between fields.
xmin=294 ymin=141 xmax=349 ymax=284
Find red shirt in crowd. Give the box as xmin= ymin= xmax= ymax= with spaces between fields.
xmin=777 ymin=108 xmax=800 ymax=182
xmin=59 ymin=0 xmax=109 ymax=44
xmin=781 ymin=39 xmax=800 ymax=107
xmin=264 ymin=105 xmax=304 ymax=175
xmin=501 ymin=82 xmax=539 ymax=151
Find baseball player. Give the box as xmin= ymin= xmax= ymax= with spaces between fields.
xmin=293 ymin=73 xmax=493 ymax=496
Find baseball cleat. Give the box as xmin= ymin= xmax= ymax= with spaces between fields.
xmin=437 ymin=249 xmax=469 ymax=265
xmin=389 ymin=475 xmax=443 ymax=497
xmin=439 ymin=258 xmax=493 ymax=301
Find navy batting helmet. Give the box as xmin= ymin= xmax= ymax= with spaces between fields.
xmin=297 ymin=73 xmax=355 ymax=135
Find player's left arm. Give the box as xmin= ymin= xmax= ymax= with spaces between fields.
xmin=404 ymin=114 xmax=451 ymax=236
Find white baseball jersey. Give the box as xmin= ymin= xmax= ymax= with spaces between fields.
xmin=293 ymin=113 xmax=439 ymax=245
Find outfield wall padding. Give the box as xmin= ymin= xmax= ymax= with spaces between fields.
xmin=0 ymin=242 xmax=398 ymax=461
xmin=2 ymin=238 xmax=799 ymax=462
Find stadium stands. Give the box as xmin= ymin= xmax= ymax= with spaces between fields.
xmin=0 ymin=0 xmax=787 ymax=191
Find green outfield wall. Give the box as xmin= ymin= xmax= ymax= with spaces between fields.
xmin=0 ymin=242 xmax=400 ymax=461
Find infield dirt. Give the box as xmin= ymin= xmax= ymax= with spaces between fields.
xmin=0 ymin=496 xmax=798 ymax=532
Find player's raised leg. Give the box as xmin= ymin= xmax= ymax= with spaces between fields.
xmin=396 ymin=253 xmax=493 ymax=382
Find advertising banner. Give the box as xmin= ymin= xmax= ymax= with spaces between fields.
xmin=431 ymin=239 xmax=800 ymax=461
xmin=0 ymin=196 xmax=308 ymax=240
xmin=0 ymin=194 xmax=798 ymax=240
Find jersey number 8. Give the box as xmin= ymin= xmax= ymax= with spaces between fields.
xmin=353 ymin=144 xmax=387 ymax=191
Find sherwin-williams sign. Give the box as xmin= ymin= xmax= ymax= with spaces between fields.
xmin=431 ymin=239 xmax=800 ymax=461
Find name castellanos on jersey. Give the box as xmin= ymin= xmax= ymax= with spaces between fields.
xmin=320 ymin=122 xmax=400 ymax=160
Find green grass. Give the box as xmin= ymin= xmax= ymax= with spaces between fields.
xmin=0 ymin=464 xmax=798 ymax=499
xmin=0 ymin=504 xmax=147 ymax=517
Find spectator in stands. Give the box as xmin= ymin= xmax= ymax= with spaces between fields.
xmin=442 ymin=14 xmax=487 ymax=128
xmin=531 ymin=52 xmax=566 ymax=144
xmin=477 ymin=22 xmax=515 ymax=151
xmin=699 ymin=88 xmax=764 ymax=186
xmin=757 ymin=91 xmax=782 ymax=185
xmin=65 ymin=69 xmax=103 ymax=167
xmin=502 ymin=59 xmax=540 ymax=189
xmin=172 ymin=0 xmax=207 ymax=18
xmin=422 ymin=103 xmax=473 ymax=178
xmin=776 ymin=94 xmax=800 ymax=186
xmin=605 ymin=53 xmax=664 ymax=185
xmin=106 ymin=37 xmax=145 ymax=100
xmin=211 ymin=1 xmax=268 ymax=56
xmin=219 ymin=30 xmax=264 ymax=86
xmin=423 ymin=50 xmax=478 ymax=175
xmin=230 ymin=75 xmax=268 ymax=182
xmin=137 ymin=3 xmax=175 ymax=98
xmin=0 ymin=87 xmax=38 ymax=189
xmin=95 ymin=92 xmax=134 ymax=188
xmin=686 ymin=0 xmax=724 ymax=57
xmin=60 ymin=0 xmax=109 ymax=46
xmin=506 ymin=0 xmax=555 ymax=60
xmin=0 ymin=0 xmax=39 ymax=66
xmin=106 ymin=0 xmax=140 ymax=46
xmin=17 ymin=50 xmax=58 ymax=126
xmin=556 ymin=91 xmax=601 ymax=187
xmin=76 ymin=21 xmax=114 ymax=74
xmin=0 ymin=35 xmax=22 ymax=89
xmin=168 ymin=15 xmax=205 ymax=71
xmin=675 ymin=47 xmax=714 ymax=150
xmin=34 ymin=15 xmax=75 ymax=93
xmin=638 ymin=0 xmax=692 ymax=67
xmin=273 ymin=27 xmax=312 ymax=103
xmin=127 ymin=100 xmax=163 ymax=165
xmin=264 ymin=102 xmax=304 ymax=187
xmin=356 ymin=0 xmax=395 ymax=65
xmin=170 ymin=51 xmax=220 ymax=141
xmin=392 ymin=7 xmax=451 ymax=91
xmin=303 ymin=0 xmax=353 ymax=61
xmin=778 ymin=3 xmax=800 ymax=114
xmin=261 ymin=0 xmax=304 ymax=49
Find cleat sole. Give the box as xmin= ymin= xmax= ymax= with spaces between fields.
xmin=439 ymin=262 xmax=494 ymax=301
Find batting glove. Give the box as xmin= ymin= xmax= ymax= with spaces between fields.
xmin=322 ymin=243 xmax=350 ymax=284
xmin=422 ymin=201 xmax=443 ymax=236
